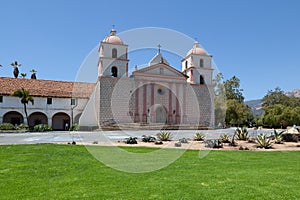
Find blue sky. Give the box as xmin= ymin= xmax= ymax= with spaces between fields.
xmin=0 ymin=0 xmax=299 ymax=100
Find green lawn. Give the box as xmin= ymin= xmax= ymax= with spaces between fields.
xmin=0 ymin=144 xmax=300 ymax=199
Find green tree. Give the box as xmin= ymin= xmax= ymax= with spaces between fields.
xmin=225 ymin=99 xmax=253 ymax=127
xmin=224 ymin=76 xmax=244 ymax=102
xmin=213 ymin=73 xmax=226 ymax=127
xmin=261 ymin=87 xmax=297 ymax=108
xmin=11 ymin=88 xmax=34 ymax=126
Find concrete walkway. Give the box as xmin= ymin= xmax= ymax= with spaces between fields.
xmin=0 ymin=128 xmax=271 ymax=145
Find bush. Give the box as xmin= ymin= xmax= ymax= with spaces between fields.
xmin=142 ymin=135 xmax=156 ymax=142
xmin=16 ymin=124 xmax=29 ymax=130
xmin=69 ymin=123 xmax=79 ymax=131
xmin=256 ymin=134 xmax=272 ymax=149
xmin=125 ymin=137 xmax=138 ymax=144
xmin=157 ymin=131 xmax=171 ymax=141
xmin=0 ymin=123 xmax=15 ymax=130
xmin=205 ymin=140 xmax=223 ymax=148
xmin=194 ymin=132 xmax=205 ymax=141
xmin=155 ymin=141 xmax=163 ymax=145
xmin=235 ymin=127 xmax=249 ymax=140
xmin=219 ymin=134 xmax=231 ymax=143
xmin=33 ymin=124 xmax=52 ymax=132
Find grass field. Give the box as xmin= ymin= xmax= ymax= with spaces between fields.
xmin=0 ymin=144 xmax=300 ymax=199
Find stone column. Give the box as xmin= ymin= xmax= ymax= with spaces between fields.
xmin=142 ymin=83 xmax=147 ymax=122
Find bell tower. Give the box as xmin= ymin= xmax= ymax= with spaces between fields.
xmin=182 ymin=41 xmax=213 ymax=85
xmin=98 ymin=29 xmax=129 ymax=78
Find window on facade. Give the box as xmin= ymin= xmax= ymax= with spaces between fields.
xmin=112 ymin=48 xmax=117 ymax=58
xmin=185 ymin=61 xmax=188 ymax=69
xmin=71 ymin=98 xmax=76 ymax=105
xmin=200 ymin=59 xmax=204 ymax=67
xmin=200 ymin=75 xmax=205 ymax=84
xmin=0 ymin=96 xmax=3 ymax=103
xmin=47 ymin=98 xmax=52 ymax=105
xmin=111 ymin=66 xmax=118 ymax=77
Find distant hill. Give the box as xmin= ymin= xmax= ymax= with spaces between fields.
xmin=245 ymin=89 xmax=300 ymax=116
xmin=285 ymin=89 xmax=300 ymax=98
xmin=245 ymin=99 xmax=263 ymax=116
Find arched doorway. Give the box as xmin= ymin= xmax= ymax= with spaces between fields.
xmin=52 ymin=112 xmax=70 ymax=131
xmin=155 ymin=105 xmax=167 ymax=123
xmin=28 ymin=112 xmax=48 ymax=127
xmin=3 ymin=111 xmax=24 ymax=125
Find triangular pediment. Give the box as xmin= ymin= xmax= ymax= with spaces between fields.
xmin=132 ymin=63 xmax=188 ymax=79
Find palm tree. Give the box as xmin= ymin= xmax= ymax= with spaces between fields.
xmin=30 ymin=69 xmax=37 ymax=79
xmin=11 ymin=88 xmax=34 ymax=126
xmin=11 ymin=61 xmax=21 ymax=78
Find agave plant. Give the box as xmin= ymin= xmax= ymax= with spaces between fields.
xmin=235 ymin=127 xmax=249 ymax=140
xmin=20 ymin=73 xmax=27 ymax=78
xmin=194 ymin=132 xmax=205 ymax=141
xmin=256 ymin=134 xmax=272 ymax=149
xmin=157 ymin=131 xmax=171 ymax=141
xmin=142 ymin=135 xmax=156 ymax=142
xmin=270 ymin=130 xmax=284 ymax=144
xmin=219 ymin=134 xmax=231 ymax=143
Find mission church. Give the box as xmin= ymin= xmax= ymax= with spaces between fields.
xmin=0 ymin=29 xmax=214 ymax=130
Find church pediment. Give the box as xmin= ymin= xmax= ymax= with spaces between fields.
xmin=132 ymin=63 xmax=188 ymax=79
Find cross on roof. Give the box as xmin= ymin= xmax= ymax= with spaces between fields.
xmin=158 ymin=44 xmax=161 ymax=53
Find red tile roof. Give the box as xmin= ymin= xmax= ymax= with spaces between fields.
xmin=0 ymin=77 xmax=95 ymax=98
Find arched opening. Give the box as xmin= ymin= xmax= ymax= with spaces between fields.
xmin=185 ymin=60 xmax=188 ymax=69
xmin=112 ymin=48 xmax=117 ymax=58
xmin=28 ymin=112 xmax=48 ymax=127
xmin=200 ymin=59 xmax=204 ymax=67
xmin=3 ymin=111 xmax=24 ymax=125
xmin=200 ymin=75 xmax=205 ymax=84
xmin=52 ymin=112 xmax=70 ymax=131
xmin=155 ymin=105 xmax=167 ymax=123
xmin=111 ymin=66 xmax=118 ymax=77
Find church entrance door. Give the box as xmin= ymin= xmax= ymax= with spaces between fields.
xmin=155 ymin=105 xmax=167 ymax=123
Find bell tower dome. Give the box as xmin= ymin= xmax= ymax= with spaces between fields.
xmin=182 ymin=41 xmax=213 ymax=85
xmin=98 ymin=29 xmax=129 ymax=78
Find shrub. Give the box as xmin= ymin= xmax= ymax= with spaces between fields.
xmin=235 ymin=127 xmax=249 ymax=140
xmin=16 ymin=123 xmax=29 ymax=130
xmin=256 ymin=134 xmax=272 ymax=149
xmin=33 ymin=124 xmax=52 ymax=132
xmin=69 ymin=123 xmax=79 ymax=131
xmin=194 ymin=132 xmax=205 ymax=141
xmin=157 ymin=131 xmax=171 ymax=141
xmin=205 ymin=140 xmax=223 ymax=148
xmin=219 ymin=134 xmax=231 ymax=143
xmin=125 ymin=137 xmax=138 ymax=144
xmin=0 ymin=123 xmax=15 ymax=130
xmin=142 ymin=135 xmax=156 ymax=142
xmin=175 ymin=142 xmax=182 ymax=147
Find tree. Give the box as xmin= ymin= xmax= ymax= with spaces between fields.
xmin=224 ymin=76 xmax=244 ymax=102
xmin=11 ymin=88 xmax=34 ymax=126
xmin=262 ymin=87 xmax=287 ymax=107
xmin=225 ymin=99 xmax=253 ymax=127
xmin=213 ymin=73 xmax=226 ymax=127
xmin=30 ymin=69 xmax=37 ymax=79
xmin=10 ymin=61 xmax=21 ymax=78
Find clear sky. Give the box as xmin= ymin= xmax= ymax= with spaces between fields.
xmin=0 ymin=0 xmax=299 ymax=100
